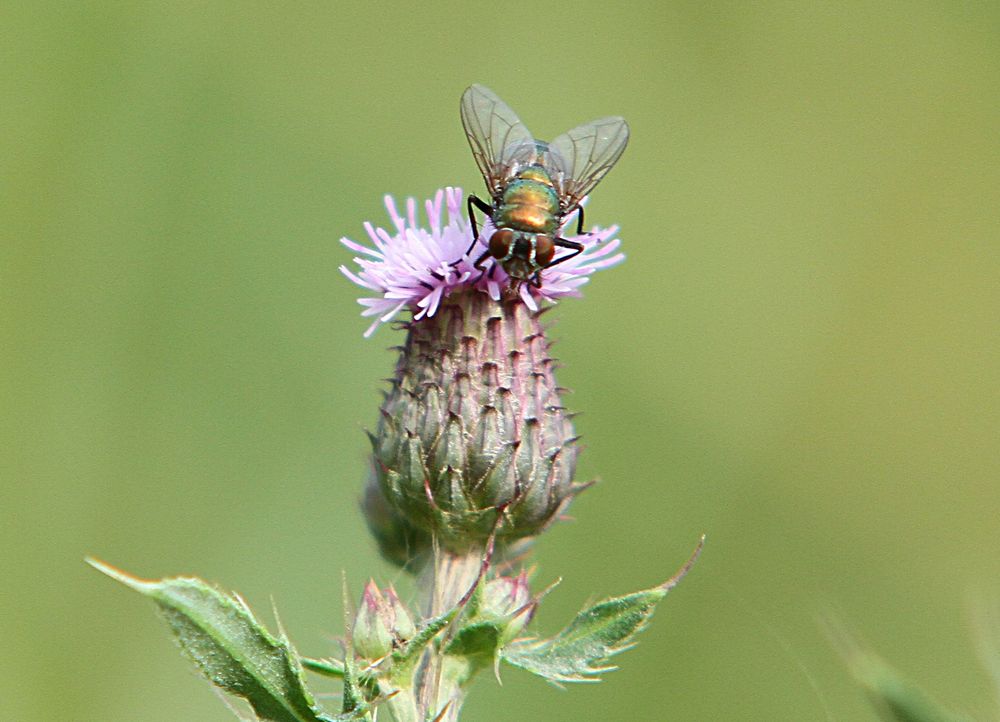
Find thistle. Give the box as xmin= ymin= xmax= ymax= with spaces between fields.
xmin=348 ymin=187 xmax=621 ymax=566
xmin=88 ymin=184 xmax=701 ymax=722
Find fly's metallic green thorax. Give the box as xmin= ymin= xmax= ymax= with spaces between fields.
xmin=495 ymin=165 xmax=561 ymax=236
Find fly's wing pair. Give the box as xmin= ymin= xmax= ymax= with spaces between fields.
xmin=460 ymin=84 xmax=629 ymax=214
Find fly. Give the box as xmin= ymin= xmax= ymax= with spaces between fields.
xmin=457 ymin=84 xmax=629 ymax=288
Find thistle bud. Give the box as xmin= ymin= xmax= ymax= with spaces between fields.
xmin=352 ymin=581 xmax=416 ymax=661
xmin=369 ymin=290 xmax=585 ymax=553
xmin=353 ymin=581 xmax=393 ymax=661
xmin=480 ymin=571 xmax=535 ymax=644
xmin=383 ymin=585 xmax=416 ymax=642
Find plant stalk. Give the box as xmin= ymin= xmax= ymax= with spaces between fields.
xmin=415 ymin=547 xmax=484 ymax=722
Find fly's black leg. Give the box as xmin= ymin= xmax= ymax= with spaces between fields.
xmin=473 ymin=249 xmax=492 ymax=271
xmin=559 ymin=205 xmax=586 ymax=236
xmin=574 ymin=205 xmax=585 ymax=235
xmin=544 ymin=237 xmax=585 ymax=269
xmin=470 ymin=249 xmax=495 ymax=284
xmin=529 ymin=271 xmax=543 ymax=288
xmin=467 ymin=194 xmax=493 ymax=244
xmin=455 ymin=194 xmax=494 ymax=265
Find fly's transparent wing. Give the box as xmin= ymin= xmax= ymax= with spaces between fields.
xmin=545 ymin=116 xmax=630 ymax=212
xmin=460 ymin=84 xmax=536 ymax=196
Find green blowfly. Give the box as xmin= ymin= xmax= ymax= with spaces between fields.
xmin=458 ymin=84 xmax=629 ymax=288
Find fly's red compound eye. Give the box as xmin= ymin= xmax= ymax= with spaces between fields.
xmin=489 ymin=229 xmax=514 ymax=259
xmin=534 ymin=235 xmax=555 ymax=267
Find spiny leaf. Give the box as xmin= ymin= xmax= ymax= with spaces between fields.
xmin=500 ymin=587 xmax=664 ymax=683
xmin=88 ymin=558 xmax=334 ymax=722
xmin=500 ymin=536 xmax=703 ymax=684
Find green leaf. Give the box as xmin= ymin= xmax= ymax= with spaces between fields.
xmin=500 ymin=588 xmax=663 ymax=683
xmin=500 ymin=536 xmax=703 ymax=684
xmin=89 ymin=558 xmax=334 ymax=722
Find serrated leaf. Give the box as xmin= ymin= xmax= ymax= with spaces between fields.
xmin=500 ymin=586 xmax=665 ymax=683
xmin=500 ymin=537 xmax=703 ymax=684
xmin=89 ymin=558 xmax=333 ymax=722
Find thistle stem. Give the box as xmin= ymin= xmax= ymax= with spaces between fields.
xmin=415 ymin=547 xmax=484 ymax=722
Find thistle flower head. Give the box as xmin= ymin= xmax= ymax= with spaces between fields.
xmin=340 ymin=187 xmax=624 ymax=337
xmin=344 ymin=188 xmax=624 ymax=562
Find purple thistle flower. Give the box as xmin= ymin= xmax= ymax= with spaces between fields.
xmin=340 ymin=187 xmax=624 ymax=336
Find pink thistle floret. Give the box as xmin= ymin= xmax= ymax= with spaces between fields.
xmin=340 ymin=187 xmax=625 ymax=336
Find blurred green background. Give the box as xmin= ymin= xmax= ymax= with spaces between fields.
xmin=3 ymin=2 xmax=998 ymax=720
